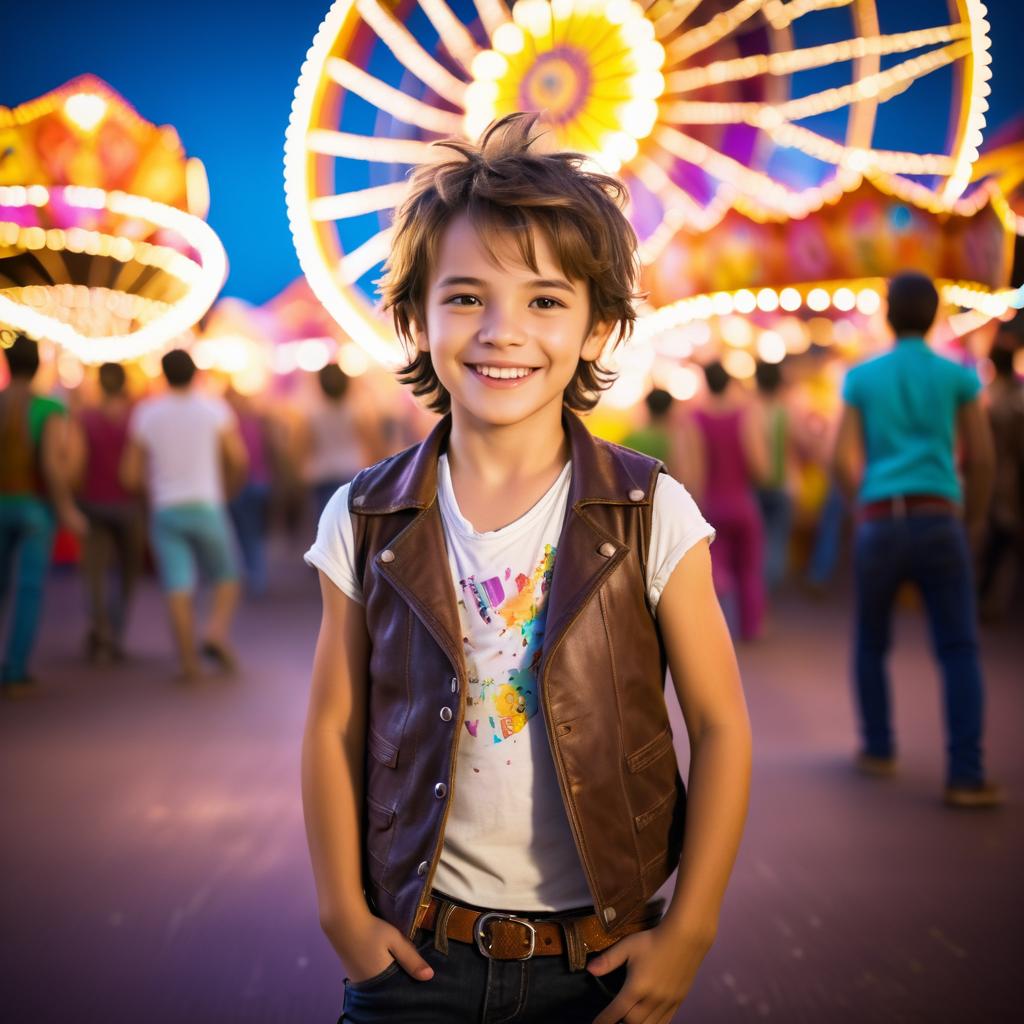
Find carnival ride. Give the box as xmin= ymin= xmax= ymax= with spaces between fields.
xmin=0 ymin=76 xmax=226 ymax=367
xmin=284 ymin=0 xmax=1019 ymax=394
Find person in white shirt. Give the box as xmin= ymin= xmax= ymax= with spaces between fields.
xmin=122 ymin=349 xmax=247 ymax=680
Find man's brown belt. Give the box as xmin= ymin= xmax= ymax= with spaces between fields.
xmin=859 ymin=494 xmax=957 ymax=521
xmin=420 ymin=895 xmax=663 ymax=971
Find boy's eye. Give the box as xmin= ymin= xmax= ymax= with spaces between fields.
xmin=531 ymin=296 xmax=565 ymax=310
xmin=445 ymin=294 xmax=481 ymax=307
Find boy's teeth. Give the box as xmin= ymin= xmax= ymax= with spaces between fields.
xmin=476 ymin=366 xmax=532 ymax=379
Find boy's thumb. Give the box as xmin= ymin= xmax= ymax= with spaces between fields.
xmin=397 ymin=940 xmax=434 ymax=981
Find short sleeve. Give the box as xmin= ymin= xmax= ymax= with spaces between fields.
xmin=646 ymin=474 xmax=716 ymax=612
xmin=303 ymin=482 xmax=364 ymax=604
xmin=128 ymin=402 xmax=149 ymax=443
xmin=956 ymin=364 xmax=982 ymax=405
xmin=841 ymin=366 xmax=862 ymax=408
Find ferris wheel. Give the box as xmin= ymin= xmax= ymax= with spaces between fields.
xmin=284 ymin=0 xmax=993 ymax=363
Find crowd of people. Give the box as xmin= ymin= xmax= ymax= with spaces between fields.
xmin=0 ymin=300 xmax=1021 ymax=698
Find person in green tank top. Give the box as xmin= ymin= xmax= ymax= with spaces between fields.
xmin=0 ymin=334 xmax=85 ymax=695
xmin=622 ymin=387 xmax=673 ymax=463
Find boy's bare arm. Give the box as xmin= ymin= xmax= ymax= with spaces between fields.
xmin=302 ymin=572 xmax=435 ymax=984
xmin=589 ymin=539 xmax=751 ymax=1024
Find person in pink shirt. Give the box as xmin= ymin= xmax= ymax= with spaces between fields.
xmin=684 ymin=361 xmax=768 ymax=641
xmin=75 ymin=363 xmax=144 ymax=662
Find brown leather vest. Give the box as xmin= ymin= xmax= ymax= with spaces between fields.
xmin=349 ymin=410 xmax=686 ymax=940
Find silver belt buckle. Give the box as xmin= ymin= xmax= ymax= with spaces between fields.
xmin=473 ymin=911 xmax=537 ymax=960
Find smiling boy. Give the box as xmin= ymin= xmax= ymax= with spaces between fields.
xmin=302 ymin=114 xmax=752 ymax=1024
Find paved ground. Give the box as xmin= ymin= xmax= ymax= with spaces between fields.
xmin=1 ymin=542 xmax=1021 ymax=1023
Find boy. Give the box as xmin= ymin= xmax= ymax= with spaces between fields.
xmin=833 ymin=272 xmax=1000 ymax=808
xmin=303 ymin=115 xmax=752 ymax=1023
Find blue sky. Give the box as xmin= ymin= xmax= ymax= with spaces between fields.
xmin=5 ymin=1 xmax=1022 ymax=304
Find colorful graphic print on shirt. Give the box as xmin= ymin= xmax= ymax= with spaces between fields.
xmin=457 ymin=544 xmax=556 ymax=746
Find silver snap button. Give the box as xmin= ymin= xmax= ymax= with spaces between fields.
xmin=451 ymin=677 xmax=458 ymax=693
xmin=380 ymin=549 xmax=395 ymax=563
xmin=628 ymin=489 xmax=644 ymax=502
xmin=603 ymin=907 xmax=617 ymax=923
xmin=598 ymin=542 xmax=616 ymax=558
xmin=417 ymin=860 xmax=429 ymax=877
xmin=352 ymin=494 xmax=366 ymax=507
xmin=434 ymin=782 xmax=447 ymax=799
xmin=439 ymin=706 xmax=453 ymax=722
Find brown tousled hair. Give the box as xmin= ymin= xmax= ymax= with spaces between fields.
xmin=378 ymin=113 xmax=641 ymax=414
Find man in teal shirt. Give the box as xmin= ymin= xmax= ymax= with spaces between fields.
xmin=833 ymin=273 xmax=1000 ymax=807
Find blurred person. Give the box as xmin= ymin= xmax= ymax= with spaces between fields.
xmin=754 ymin=360 xmax=795 ymax=591
xmin=622 ymin=387 xmax=673 ymax=462
xmin=122 ymin=349 xmax=247 ymax=680
xmin=302 ymin=363 xmax=374 ymax=518
xmin=978 ymin=337 xmax=1024 ymax=621
xmin=0 ymin=334 xmax=85 ymax=694
xmin=225 ymin=387 xmax=273 ymax=597
xmin=684 ymin=361 xmax=768 ymax=641
xmin=834 ymin=272 xmax=999 ymax=808
xmin=73 ymin=362 xmax=144 ymax=662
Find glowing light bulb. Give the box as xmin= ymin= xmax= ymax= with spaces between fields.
xmin=64 ymin=93 xmax=108 ymax=132
xmin=807 ymin=288 xmax=831 ymax=312
xmin=833 ymin=287 xmax=856 ymax=312
xmin=471 ymin=49 xmax=509 ymax=81
xmin=757 ymin=331 xmax=786 ymax=364
xmin=779 ymin=288 xmax=802 ymax=312
xmin=492 ymin=22 xmax=525 ymax=55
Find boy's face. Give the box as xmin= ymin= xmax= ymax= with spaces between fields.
xmin=413 ymin=213 xmax=609 ymax=430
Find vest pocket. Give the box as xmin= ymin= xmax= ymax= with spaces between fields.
xmin=369 ymin=725 xmax=399 ymax=767
xmin=626 ymin=726 xmax=674 ymax=773
xmin=365 ymin=794 xmax=397 ymax=871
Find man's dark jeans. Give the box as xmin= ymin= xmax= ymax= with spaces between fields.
xmin=853 ymin=514 xmax=985 ymax=785
xmin=339 ymin=926 xmax=628 ymax=1023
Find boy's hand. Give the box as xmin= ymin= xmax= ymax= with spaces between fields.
xmin=587 ymin=922 xmax=714 ymax=1024
xmin=339 ymin=913 xmax=435 ymax=985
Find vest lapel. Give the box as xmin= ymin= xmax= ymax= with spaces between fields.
xmin=541 ymin=411 xmax=634 ymax=667
xmin=365 ymin=416 xmax=465 ymax=672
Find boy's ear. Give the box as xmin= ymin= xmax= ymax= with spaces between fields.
xmin=410 ymin=317 xmax=430 ymax=353
xmin=581 ymin=320 xmax=615 ymax=363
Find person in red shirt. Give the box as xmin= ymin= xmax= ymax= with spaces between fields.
xmin=74 ymin=363 xmax=144 ymax=662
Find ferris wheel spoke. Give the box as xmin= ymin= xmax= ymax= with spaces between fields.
xmin=308 ymin=129 xmax=437 ymax=163
xmin=651 ymin=0 xmax=704 ymax=41
xmin=632 ymin=154 xmax=708 ymax=221
xmin=664 ymin=0 xmax=765 ymax=66
xmin=763 ymin=0 xmax=853 ymax=32
xmin=311 ymin=181 xmax=410 ymax=222
xmin=339 ymin=227 xmax=395 ymax=285
xmin=417 ymin=0 xmax=481 ymax=73
xmin=665 ymin=40 xmax=971 ymax=127
xmin=472 ymin=0 xmax=512 ymax=39
xmin=765 ymin=121 xmax=954 ymax=175
xmin=325 ymin=58 xmax=464 ymax=135
xmin=355 ymin=0 xmax=467 ymax=108
xmin=664 ymin=24 xmax=968 ymax=93
xmin=653 ymin=126 xmax=799 ymax=213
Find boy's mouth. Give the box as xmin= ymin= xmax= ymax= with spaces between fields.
xmin=467 ymin=364 xmax=539 ymax=384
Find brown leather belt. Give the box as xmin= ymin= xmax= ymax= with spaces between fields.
xmin=420 ymin=895 xmax=663 ymax=970
xmin=860 ymin=494 xmax=957 ymax=521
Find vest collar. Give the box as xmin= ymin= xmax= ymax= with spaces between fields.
xmin=353 ymin=407 xmax=655 ymax=513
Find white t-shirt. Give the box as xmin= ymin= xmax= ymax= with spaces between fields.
xmin=305 ymin=455 xmax=714 ymax=912
xmin=129 ymin=391 xmax=234 ymax=509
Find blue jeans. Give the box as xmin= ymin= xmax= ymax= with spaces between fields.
xmin=807 ymin=483 xmax=847 ymax=586
xmin=0 ymin=499 xmax=55 ymax=684
xmin=340 ymin=925 xmax=628 ymax=1023
xmin=757 ymin=487 xmax=792 ymax=591
xmin=853 ymin=515 xmax=985 ymax=785
xmin=229 ymin=482 xmax=270 ymax=595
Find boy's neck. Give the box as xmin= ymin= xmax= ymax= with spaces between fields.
xmin=446 ymin=400 xmax=570 ymax=489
